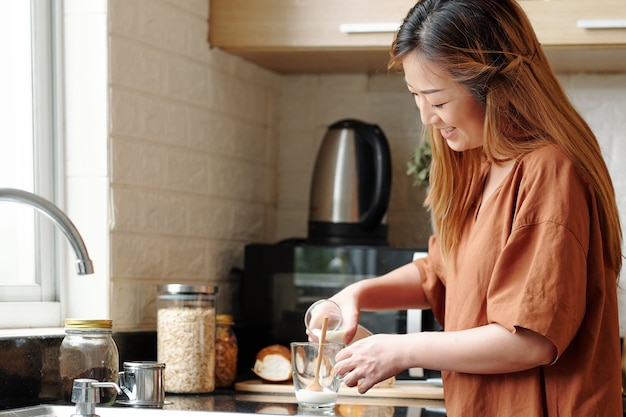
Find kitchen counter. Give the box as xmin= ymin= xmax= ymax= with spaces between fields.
xmin=0 ymin=332 xmax=446 ymax=416
xmin=123 ymin=387 xmax=447 ymax=417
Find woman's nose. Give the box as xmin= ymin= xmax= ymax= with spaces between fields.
xmin=414 ymin=95 xmax=438 ymax=126
xmin=419 ymin=105 xmax=438 ymax=126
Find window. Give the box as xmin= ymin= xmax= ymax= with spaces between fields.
xmin=0 ymin=0 xmax=62 ymax=326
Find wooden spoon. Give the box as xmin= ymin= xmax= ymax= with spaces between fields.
xmin=306 ymin=315 xmax=329 ymax=391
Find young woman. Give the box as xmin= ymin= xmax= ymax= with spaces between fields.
xmin=329 ymin=0 xmax=623 ymax=415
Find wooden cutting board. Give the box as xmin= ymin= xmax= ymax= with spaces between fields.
xmin=234 ymin=379 xmax=444 ymax=400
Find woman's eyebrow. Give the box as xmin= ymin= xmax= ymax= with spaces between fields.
xmin=419 ymin=88 xmax=443 ymax=95
xmin=404 ymin=79 xmax=444 ymax=95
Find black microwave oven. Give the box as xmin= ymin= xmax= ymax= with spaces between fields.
xmin=237 ymin=240 xmax=441 ymax=379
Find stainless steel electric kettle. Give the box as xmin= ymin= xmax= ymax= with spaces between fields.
xmin=308 ymin=119 xmax=392 ymax=246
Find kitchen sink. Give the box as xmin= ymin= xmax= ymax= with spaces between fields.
xmin=0 ymin=405 xmax=275 ymax=417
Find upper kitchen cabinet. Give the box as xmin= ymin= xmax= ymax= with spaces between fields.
xmin=208 ymin=0 xmax=626 ymax=74
xmin=520 ymin=0 xmax=626 ymax=72
xmin=208 ymin=0 xmax=413 ymax=74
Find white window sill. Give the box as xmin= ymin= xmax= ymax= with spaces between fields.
xmin=0 ymin=326 xmax=65 ymax=338
xmin=0 ymin=302 xmax=63 ymax=334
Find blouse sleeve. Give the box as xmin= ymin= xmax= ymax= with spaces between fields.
xmin=414 ymin=235 xmax=447 ymax=328
xmin=486 ymin=154 xmax=593 ymax=358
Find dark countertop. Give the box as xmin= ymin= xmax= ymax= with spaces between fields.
xmin=143 ymin=388 xmax=447 ymax=417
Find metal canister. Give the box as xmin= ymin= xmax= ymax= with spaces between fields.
xmin=157 ymin=284 xmax=218 ymax=393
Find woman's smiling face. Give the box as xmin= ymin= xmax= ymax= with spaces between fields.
xmin=403 ymin=52 xmax=486 ymax=152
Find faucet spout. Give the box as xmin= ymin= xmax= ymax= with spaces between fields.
xmin=0 ymin=188 xmax=94 ymax=275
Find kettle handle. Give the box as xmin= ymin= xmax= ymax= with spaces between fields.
xmin=355 ymin=121 xmax=392 ymax=229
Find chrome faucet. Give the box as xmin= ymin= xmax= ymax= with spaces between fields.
xmin=71 ymin=378 xmax=121 ymax=417
xmin=0 ymin=188 xmax=94 ymax=275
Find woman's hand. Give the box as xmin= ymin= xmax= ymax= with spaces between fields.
xmin=334 ymin=324 xmax=557 ymax=394
xmin=326 ymin=290 xmax=361 ymax=344
xmin=334 ymin=334 xmax=410 ymax=393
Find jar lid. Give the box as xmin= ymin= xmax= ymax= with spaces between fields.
xmin=157 ymin=284 xmax=218 ymax=295
xmin=216 ymin=314 xmax=234 ymax=324
xmin=123 ymin=361 xmax=166 ymax=369
xmin=64 ymin=319 xmax=113 ymax=329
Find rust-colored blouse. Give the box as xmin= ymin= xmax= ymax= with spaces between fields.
xmin=414 ymin=145 xmax=622 ymax=417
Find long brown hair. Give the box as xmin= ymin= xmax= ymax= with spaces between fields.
xmin=390 ymin=0 xmax=622 ymax=273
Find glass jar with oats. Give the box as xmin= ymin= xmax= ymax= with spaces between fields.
xmin=157 ymin=284 xmax=218 ymax=393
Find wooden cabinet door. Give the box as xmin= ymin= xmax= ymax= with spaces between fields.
xmin=520 ymin=0 xmax=626 ymax=46
xmin=209 ymin=0 xmax=415 ymax=49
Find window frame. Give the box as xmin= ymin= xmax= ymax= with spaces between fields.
xmin=0 ymin=0 xmax=64 ymax=328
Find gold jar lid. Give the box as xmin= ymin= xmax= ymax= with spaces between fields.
xmin=216 ymin=314 xmax=234 ymax=324
xmin=64 ymin=319 xmax=113 ymax=329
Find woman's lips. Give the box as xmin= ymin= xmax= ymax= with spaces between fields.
xmin=440 ymin=127 xmax=456 ymax=139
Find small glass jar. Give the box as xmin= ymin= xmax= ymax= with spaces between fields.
xmin=215 ymin=314 xmax=238 ymax=387
xmin=157 ymin=284 xmax=218 ymax=393
xmin=59 ymin=319 xmax=119 ymax=406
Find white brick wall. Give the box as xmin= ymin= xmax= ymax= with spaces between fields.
xmin=105 ymin=0 xmax=279 ymax=330
xmin=65 ymin=0 xmax=626 ymax=332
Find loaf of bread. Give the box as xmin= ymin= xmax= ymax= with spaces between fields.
xmin=252 ymin=344 xmax=292 ymax=382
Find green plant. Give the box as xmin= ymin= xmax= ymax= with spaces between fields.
xmin=406 ymin=139 xmax=432 ymax=187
